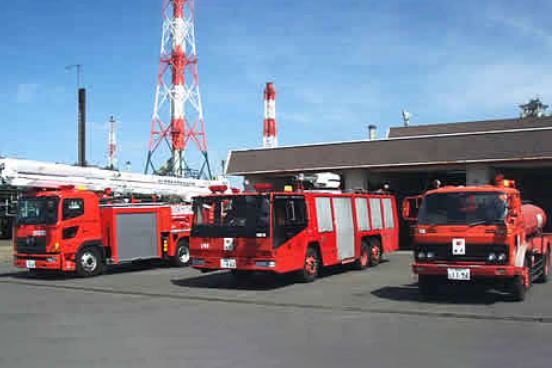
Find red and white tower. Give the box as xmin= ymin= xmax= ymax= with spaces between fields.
xmin=263 ymin=82 xmax=277 ymax=148
xmin=145 ymin=0 xmax=211 ymax=178
xmin=107 ymin=116 xmax=117 ymax=170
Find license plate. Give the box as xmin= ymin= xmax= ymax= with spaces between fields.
xmin=447 ymin=268 xmax=470 ymax=281
xmin=220 ymin=258 xmax=236 ymax=269
xmin=26 ymin=260 xmax=36 ymax=269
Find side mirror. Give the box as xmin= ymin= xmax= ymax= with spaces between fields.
xmin=402 ymin=196 xmax=422 ymax=221
xmin=507 ymin=197 xmax=519 ymax=218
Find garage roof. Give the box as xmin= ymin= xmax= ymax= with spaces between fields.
xmin=226 ymin=122 xmax=552 ymax=175
xmin=388 ymin=116 xmax=552 ymax=138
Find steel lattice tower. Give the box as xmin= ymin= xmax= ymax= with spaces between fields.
xmin=145 ymin=0 xmax=211 ymax=179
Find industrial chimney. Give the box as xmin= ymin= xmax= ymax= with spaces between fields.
xmin=368 ymin=124 xmax=377 ymax=141
xmin=78 ymin=87 xmax=86 ymax=166
xmin=263 ymin=82 xmax=277 ymax=148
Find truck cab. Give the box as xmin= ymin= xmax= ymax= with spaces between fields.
xmin=405 ymin=179 xmax=550 ymax=300
xmin=14 ymin=187 xmax=101 ymax=274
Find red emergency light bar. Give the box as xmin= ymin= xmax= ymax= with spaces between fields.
xmin=209 ymin=185 xmax=228 ymax=193
xmin=494 ymin=175 xmax=516 ymax=188
xmin=59 ymin=185 xmax=75 ymax=190
xmin=254 ymin=183 xmax=273 ymax=192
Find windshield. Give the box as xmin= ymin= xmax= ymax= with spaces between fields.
xmin=418 ymin=191 xmax=508 ymax=225
xmin=16 ymin=196 xmax=59 ymax=225
xmin=191 ymin=195 xmax=270 ymax=238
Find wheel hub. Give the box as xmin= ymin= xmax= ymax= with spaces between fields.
xmin=179 ymin=247 xmax=190 ymax=263
xmin=80 ymin=252 xmax=97 ymax=272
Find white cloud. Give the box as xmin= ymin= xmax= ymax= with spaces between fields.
xmin=423 ymin=63 xmax=552 ymax=117
xmin=488 ymin=13 xmax=552 ymax=48
xmin=16 ymin=83 xmax=40 ymax=103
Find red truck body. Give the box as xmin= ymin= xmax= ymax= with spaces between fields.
xmin=405 ymin=180 xmax=551 ymax=300
xmin=190 ymin=190 xmax=399 ymax=281
xmin=13 ymin=187 xmax=192 ymax=276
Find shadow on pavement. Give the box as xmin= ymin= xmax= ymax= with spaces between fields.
xmin=172 ymin=271 xmax=297 ymax=291
xmin=371 ymin=282 xmax=514 ymax=305
xmin=4 ymin=260 xmax=173 ymax=281
xmin=172 ymin=262 xmax=375 ymax=291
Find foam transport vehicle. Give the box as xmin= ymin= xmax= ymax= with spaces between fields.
xmin=190 ymin=184 xmax=399 ymax=282
xmin=13 ymin=186 xmax=193 ymax=277
xmin=404 ymin=177 xmax=551 ymax=300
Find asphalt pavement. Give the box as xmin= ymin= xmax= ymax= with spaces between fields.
xmin=1 ymin=242 xmax=551 ymax=367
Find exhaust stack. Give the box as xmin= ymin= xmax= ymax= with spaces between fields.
xmin=368 ymin=124 xmax=377 ymax=141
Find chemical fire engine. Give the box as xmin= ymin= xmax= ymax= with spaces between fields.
xmin=3 ymin=157 xmax=229 ymax=276
xmin=190 ymin=183 xmax=399 ymax=282
xmin=404 ymin=177 xmax=551 ymax=301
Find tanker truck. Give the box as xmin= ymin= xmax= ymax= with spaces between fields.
xmin=403 ymin=177 xmax=551 ymax=301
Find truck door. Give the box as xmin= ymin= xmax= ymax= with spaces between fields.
xmin=61 ymin=197 xmax=87 ymax=250
xmin=333 ymin=197 xmax=355 ymax=260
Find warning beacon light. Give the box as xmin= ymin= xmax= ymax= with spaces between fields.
xmin=209 ymin=185 xmax=228 ymax=193
xmin=254 ymin=183 xmax=273 ymax=192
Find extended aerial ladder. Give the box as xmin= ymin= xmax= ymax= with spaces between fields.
xmin=0 ymin=157 xmax=229 ymax=238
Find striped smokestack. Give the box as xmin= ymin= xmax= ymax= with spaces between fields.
xmin=263 ymin=82 xmax=277 ymax=148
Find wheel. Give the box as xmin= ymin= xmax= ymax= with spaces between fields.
xmin=418 ymin=275 xmax=439 ymax=299
xmin=509 ymin=275 xmax=527 ymax=301
xmin=170 ymin=239 xmax=190 ymax=267
xmin=368 ymin=238 xmax=382 ymax=267
xmin=536 ymin=249 xmax=550 ymax=283
xmin=298 ymin=247 xmax=320 ymax=283
xmin=352 ymin=242 xmax=369 ymax=270
xmin=75 ymin=247 xmax=104 ymax=277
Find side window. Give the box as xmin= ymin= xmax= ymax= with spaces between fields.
xmin=273 ymin=196 xmax=308 ymax=248
xmin=63 ymin=198 xmax=84 ymax=220
xmin=382 ymin=198 xmax=395 ymax=229
xmin=369 ymin=198 xmax=383 ymax=230
xmin=355 ymin=198 xmax=370 ymax=231
xmin=315 ymin=197 xmax=333 ymax=232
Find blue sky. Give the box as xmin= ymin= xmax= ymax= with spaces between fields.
xmin=0 ymin=0 xmax=551 ymax=176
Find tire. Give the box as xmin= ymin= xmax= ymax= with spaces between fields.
xmin=170 ymin=239 xmax=190 ymax=267
xmin=368 ymin=238 xmax=382 ymax=267
xmin=298 ymin=246 xmax=320 ymax=283
xmin=353 ymin=242 xmax=370 ymax=270
xmin=418 ymin=275 xmax=439 ymax=299
xmin=75 ymin=247 xmax=104 ymax=277
xmin=509 ymin=275 xmax=527 ymax=301
xmin=536 ymin=249 xmax=550 ymax=284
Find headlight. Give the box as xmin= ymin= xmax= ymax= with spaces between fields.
xmin=487 ymin=253 xmax=497 ymax=262
xmin=426 ymin=251 xmax=435 ymax=260
xmin=255 ymin=261 xmax=276 ymax=268
xmin=417 ymin=251 xmax=427 ymax=260
xmin=497 ymin=253 xmax=507 ymax=263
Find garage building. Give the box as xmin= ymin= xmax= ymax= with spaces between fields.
xmin=226 ymin=116 xmax=552 ymax=245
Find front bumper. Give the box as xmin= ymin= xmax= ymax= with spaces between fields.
xmin=14 ymin=253 xmax=76 ymax=272
xmin=412 ymin=262 xmax=523 ymax=279
xmin=191 ymin=256 xmax=279 ymax=272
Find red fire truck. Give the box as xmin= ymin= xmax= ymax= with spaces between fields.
xmin=190 ymin=186 xmax=399 ymax=282
xmin=404 ymin=178 xmax=551 ymax=301
xmin=13 ymin=186 xmax=192 ymax=277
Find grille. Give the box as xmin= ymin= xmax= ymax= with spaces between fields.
xmin=414 ymin=243 xmax=508 ymax=262
xmin=15 ymin=237 xmax=48 ymax=254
